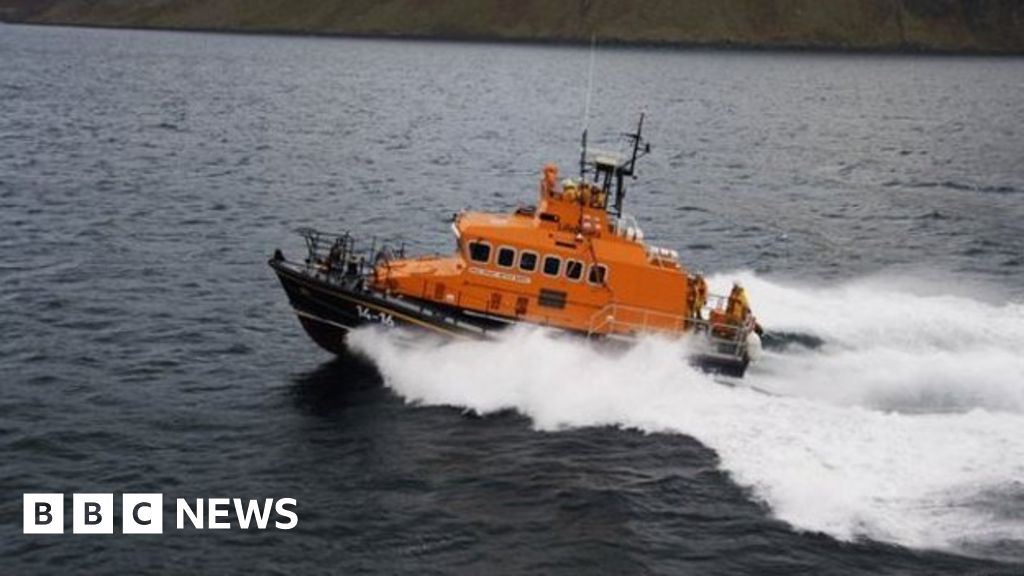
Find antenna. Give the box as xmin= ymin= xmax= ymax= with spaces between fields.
xmin=613 ymin=113 xmax=649 ymax=216
xmin=582 ymin=33 xmax=596 ymax=133
xmin=580 ymin=33 xmax=596 ymax=181
xmin=627 ymin=112 xmax=645 ymax=175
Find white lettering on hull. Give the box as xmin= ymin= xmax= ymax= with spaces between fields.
xmin=468 ymin=267 xmax=532 ymax=285
xmin=356 ymin=305 xmax=395 ymax=327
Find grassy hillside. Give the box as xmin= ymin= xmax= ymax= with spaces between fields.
xmin=2 ymin=0 xmax=1022 ymax=53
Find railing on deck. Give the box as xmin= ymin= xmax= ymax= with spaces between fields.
xmin=586 ymin=303 xmax=686 ymax=335
xmin=296 ymin=227 xmax=405 ymax=279
xmin=586 ymin=298 xmax=754 ymax=359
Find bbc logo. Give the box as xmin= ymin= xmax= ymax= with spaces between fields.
xmin=24 ymin=493 xmax=298 ymax=534
xmin=24 ymin=493 xmax=163 ymax=534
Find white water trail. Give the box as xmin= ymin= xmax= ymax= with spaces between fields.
xmin=347 ymin=272 xmax=1024 ymax=559
xmin=742 ymin=270 xmax=1024 ymax=413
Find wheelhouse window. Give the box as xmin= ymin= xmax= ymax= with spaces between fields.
xmin=543 ymin=256 xmax=562 ymax=277
xmin=468 ymin=241 xmax=491 ymax=264
xmin=519 ymin=251 xmax=538 ymax=272
xmin=497 ymin=246 xmax=516 ymax=268
xmin=565 ymin=259 xmax=584 ymax=281
xmin=588 ymin=264 xmax=608 ymax=285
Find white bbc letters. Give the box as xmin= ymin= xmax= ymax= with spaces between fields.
xmin=208 ymin=498 xmax=231 ymax=529
xmin=176 ymin=498 xmax=203 ymax=529
xmin=122 ymin=494 xmax=163 ymax=534
xmin=23 ymin=494 xmax=64 ymax=534
xmin=73 ymin=493 xmax=114 ymax=534
xmin=275 ymin=498 xmax=298 ymax=530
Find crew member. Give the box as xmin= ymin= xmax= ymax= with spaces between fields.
xmin=692 ymin=272 xmax=708 ymax=320
xmin=540 ymin=163 xmax=559 ymax=197
xmin=562 ymin=178 xmax=578 ymax=202
xmin=726 ymin=281 xmax=750 ymax=324
xmin=579 ymin=182 xmax=592 ymax=205
xmin=325 ymin=241 xmax=343 ymax=272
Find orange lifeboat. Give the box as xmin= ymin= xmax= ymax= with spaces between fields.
xmin=270 ymin=115 xmax=762 ymax=377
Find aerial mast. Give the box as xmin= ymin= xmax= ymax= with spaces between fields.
xmin=580 ymin=33 xmax=597 ymax=181
xmin=612 ymin=113 xmax=648 ymax=216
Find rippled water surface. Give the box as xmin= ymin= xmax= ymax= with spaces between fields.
xmin=1 ymin=24 xmax=1023 ymax=575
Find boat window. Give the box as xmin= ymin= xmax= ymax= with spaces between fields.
xmin=497 ymin=246 xmax=516 ymax=268
xmin=588 ymin=264 xmax=608 ymax=285
xmin=519 ymin=251 xmax=538 ymax=272
xmin=565 ymin=259 xmax=584 ymax=281
xmin=468 ymin=241 xmax=491 ymax=264
xmin=543 ymin=256 xmax=561 ymax=277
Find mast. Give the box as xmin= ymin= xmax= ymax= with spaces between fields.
xmin=626 ymin=112 xmax=645 ymax=176
xmin=580 ymin=33 xmax=597 ymax=182
xmin=579 ymin=128 xmax=588 ymax=181
xmin=612 ymin=113 xmax=648 ymax=216
xmin=576 ymin=113 xmax=649 ymax=216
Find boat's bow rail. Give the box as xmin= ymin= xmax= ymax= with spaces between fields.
xmin=293 ymin=227 xmax=407 ymax=279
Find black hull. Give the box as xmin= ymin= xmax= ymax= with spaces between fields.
xmin=692 ymin=353 xmax=749 ymax=378
xmin=270 ymin=257 xmax=749 ymax=378
xmin=270 ymin=258 xmax=494 ymax=345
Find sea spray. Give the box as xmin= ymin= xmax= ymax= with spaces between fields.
xmin=727 ymin=271 xmax=1024 ymax=412
xmin=347 ymin=273 xmax=1024 ymax=557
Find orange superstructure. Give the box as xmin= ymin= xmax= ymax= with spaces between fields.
xmin=370 ymin=116 xmax=752 ymax=340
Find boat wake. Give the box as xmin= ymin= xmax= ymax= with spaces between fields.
xmin=347 ymin=272 xmax=1024 ymax=561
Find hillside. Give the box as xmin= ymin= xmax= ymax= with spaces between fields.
xmin=2 ymin=0 xmax=1022 ymax=54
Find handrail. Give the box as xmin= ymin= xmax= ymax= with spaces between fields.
xmin=587 ymin=300 xmax=755 ymax=356
xmin=296 ymin=228 xmax=406 ymax=279
xmin=587 ymin=302 xmax=686 ymax=335
xmin=587 ymin=295 xmax=734 ymax=333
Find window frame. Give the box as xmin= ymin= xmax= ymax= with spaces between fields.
xmin=587 ymin=263 xmax=609 ymax=286
xmin=542 ymin=255 xmax=562 ymax=278
xmin=564 ymin=259 xmax=584 ymax=282
xmin=496 ymin=245 xmax=517 ymax=269
xmin=518 ymin=250 xmax=539 ymax=273
xmin=467 ymin=240 xmax=492 ymax=264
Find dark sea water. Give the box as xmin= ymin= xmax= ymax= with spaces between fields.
xmin=2 ymin=23 xmax=1024 ymax=575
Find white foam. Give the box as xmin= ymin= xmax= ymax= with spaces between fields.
xmin=737 ymin=271 xmax=1024 ymax=413
xmin=346 ymin=273 xmax=1024 ymax=558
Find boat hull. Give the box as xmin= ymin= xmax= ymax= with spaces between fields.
xmin=270 ymin=258 xmax=492 ymax=343
xmin=270 ymin=257 xmax=749 ymax=377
